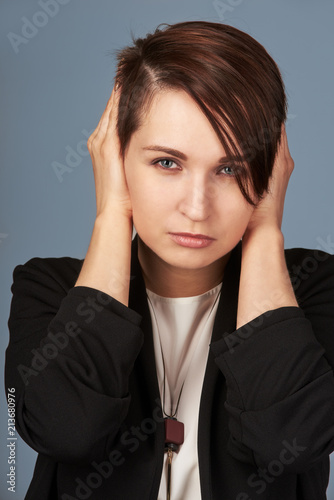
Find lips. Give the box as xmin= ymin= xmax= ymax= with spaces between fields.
xmin=171 ymin=232 xmax=214 ymax=239
xmin=168 ymin=232 xmax=215 ymax=248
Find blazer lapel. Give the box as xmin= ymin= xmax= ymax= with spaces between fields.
xmin=128 ymin=234 xmax=161 ymax=406
xmin=128 ymin=235 xmax=165 ymax=497
xmin=198 ymin=241 xmax=241 ymax=500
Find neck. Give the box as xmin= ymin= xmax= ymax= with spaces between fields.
xmin=137 ymin=237 xmax=230 ymax=298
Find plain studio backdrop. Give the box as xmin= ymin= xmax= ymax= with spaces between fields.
xmin=1 ymin=1 xmax=333 ymax=498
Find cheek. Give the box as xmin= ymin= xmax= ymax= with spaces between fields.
xmin=126 ymin=168 xmax=172 ymax=214
xmin=216 ymin=192 xmax=254 ymax=233
xmin=129 ymin=180 xmax=162 ymax=213
xmin=126 ymin=173 xmax=168 ymax=233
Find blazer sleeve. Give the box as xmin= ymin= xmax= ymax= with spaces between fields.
xmin=210 ymin=248 xmax=334 ymax=474
xmin=5 ymin=257 xmax=144 ymax=464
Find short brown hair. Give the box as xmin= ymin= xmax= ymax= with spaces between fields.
xmin=115 ymin=21 xmax=287 ymax=205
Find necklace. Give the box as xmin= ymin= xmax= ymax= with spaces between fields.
xmin=146 ymin=285 xmax=222 ymax=500
xmin=160 ymin=342 xmax=185 ymax=500
xmin=161 ymin=368 xmax=185 ymax=500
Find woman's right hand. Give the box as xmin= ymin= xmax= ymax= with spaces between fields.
xmin=87 ymin=85 xmax=132 ymax=219
xmin=75 ymin=85 xmax=133 ymax=305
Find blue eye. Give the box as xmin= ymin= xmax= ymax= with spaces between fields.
xmin=159 ymin=159 xmax=175 ymax=169
xmin=219 ymin=165 xmax=235 ymax=176
xmin=155 ymin=159 xmax=177 ymax=169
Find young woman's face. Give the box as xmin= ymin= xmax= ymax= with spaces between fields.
xmin=124 ymin=89 xmax=254 ymax=271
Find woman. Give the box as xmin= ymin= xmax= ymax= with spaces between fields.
xmin=5 ymin=21 xmax=334 ymax=500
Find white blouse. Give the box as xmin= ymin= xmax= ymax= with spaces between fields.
xmin=146 ymin=282 xmax=222 ymax=500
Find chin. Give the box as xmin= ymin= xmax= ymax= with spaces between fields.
xmin=157 ymin=246 xmax=226 ymax=270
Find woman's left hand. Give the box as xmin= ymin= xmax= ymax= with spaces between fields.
xmin=245 ymin=124 xmax=294 ymax=237
xmin=237 ymin=125 xmax=298 ymax=328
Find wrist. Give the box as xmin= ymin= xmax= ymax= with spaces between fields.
xmin=95 ymin=207 xmax=133 ymax=229
xmin=242 ymin=224 xmax=284 ymax=249
xmin=96 ymin=197 xmax=132 ymax=221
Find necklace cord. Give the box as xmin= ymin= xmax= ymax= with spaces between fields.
xmin=146 ymin=285 xmax=222 ymax=419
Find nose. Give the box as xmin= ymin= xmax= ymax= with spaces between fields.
xmin=178 ymin=176 xmax=212 ymax=222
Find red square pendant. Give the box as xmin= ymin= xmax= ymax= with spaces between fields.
xmin=164 ymin=418 xmax=184 ymax=446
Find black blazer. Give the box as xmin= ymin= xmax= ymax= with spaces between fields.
xmin=5 ymin=236 xmax=334 ymax=499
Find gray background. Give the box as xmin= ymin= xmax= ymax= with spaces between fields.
xmin=1 ymin=0 xmax=333 ymax=498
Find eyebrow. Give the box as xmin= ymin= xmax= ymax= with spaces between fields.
xmin=142 ymin=145 xmax=235 ymax=164
xmin=142 ymin=145 xmax=188 ymax=161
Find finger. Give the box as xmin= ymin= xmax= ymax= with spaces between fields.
xmin=282 ymin=125 xmax=293 ymax=162
xmin=275 ymin=125 xmax=294 ymax=184
xmin=97 ymin=87 xmax=118 ymax=136
xmin=89 ymin=87 xmax=117 ymax=145
xmin=277 ymin=124 xmax=285 ymax=149
xmin=274 ymin=124 xmax=288 ymax=165
xmin=281 ymin=124 xmax=289 ymax=153
xmin=87 ymin=98 xmax=113 ymax=147
xmin=104 ymin=85 xmax=121 ymax=143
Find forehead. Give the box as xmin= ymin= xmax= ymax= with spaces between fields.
xmin=128 ymin=89 xmax=227 ymax=158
